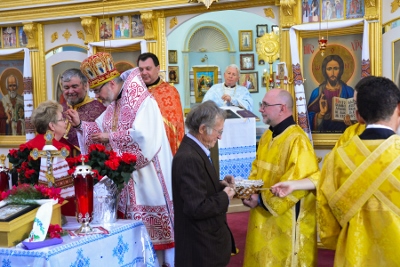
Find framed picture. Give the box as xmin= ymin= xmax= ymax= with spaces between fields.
xmin=2 ymin=27 xmax=17 ymax=48
xmin=256 ymin=24 xmax=268 ymax=37
xmin=240 ymin=54 xmax=255 ymax=70
xmin=168 ymin=66 xmax=179 ymax=84
xmin=193 ymin=66 xmax=218 ymax=103
xmin=0 ymin=204 xmax=37 ymax=222
xmin=239 ymin=72 xmax=258 ymax=93
xmin=131 ymin=15 xmax=145 ymax=37
xmin=168 ymin=50 xmax=177 ymax=64
xmin=113 ymin=16 xmax=130 ymax=39
xmin=18 ymin=27 xmax=27 ymax=47
xmin=271 ymin=25 xmax=280 ymax=35
xmin=99 ymin=18 xmax=113 ymax=40
xmin=239 ymin=30 xmax=253 ymax=51
xmin=159 ymin=70 xmax=167 ymax=81
xmin=261 ymin=75 xmax=266 ymax=87
xmin=301 ymin=27 xmax=363 ymax=146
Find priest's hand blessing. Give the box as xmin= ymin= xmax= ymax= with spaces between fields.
xmin=64 ymin=109 xmax=81 ymax=128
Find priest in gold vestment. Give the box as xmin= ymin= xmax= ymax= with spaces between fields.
xmin=319 ymin=76 xmax=400 ymax=267
xmin=242 ymin=89 xmax=320 ymax=267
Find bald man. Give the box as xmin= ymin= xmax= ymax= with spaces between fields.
xmin=242 ymin=89 xmax=320 ymax=266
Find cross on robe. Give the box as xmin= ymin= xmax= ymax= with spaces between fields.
xmin=30 ymin=131 xmax=69 ymax=187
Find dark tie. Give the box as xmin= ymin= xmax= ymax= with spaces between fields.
xmin=208 ymin=155 xmax=213 ymax=165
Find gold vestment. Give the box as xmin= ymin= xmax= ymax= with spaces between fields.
xmin=244 ymin=125 xmax=320 ymax=267
xmin=319 ymin=135 xmax=400 ymax=266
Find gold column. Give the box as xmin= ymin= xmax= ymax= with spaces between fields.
xmin=279 ymin=0 xmax=297 ymax=119
xmin=141 ymin=10 xmax=166 ymax=70
xmin=365 ymin=0 xmax=381 ymax=76
xmin=81 ymin=16 xmax=97 ymax=45
xmin=23 ymin=22 xmax=46 ymax=107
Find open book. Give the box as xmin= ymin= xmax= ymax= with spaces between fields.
xmin=332 ymin=96 xmax=357 ymax=121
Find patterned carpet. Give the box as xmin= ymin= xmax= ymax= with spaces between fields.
xmin=227 ymin=211 xmax=335 ymax=267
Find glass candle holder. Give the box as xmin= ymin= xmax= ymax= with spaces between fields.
xmin=72 ymin=161 xmax=96 ymax=234
xmin=0 ymin=162 xmax=9 ymax=192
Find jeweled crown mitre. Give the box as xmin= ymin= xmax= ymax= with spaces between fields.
xmin=80 ymin=52 xmax=120 ymax=89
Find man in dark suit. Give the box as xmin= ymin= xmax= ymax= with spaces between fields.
xmin=172 ymin=100 xmax=236 ymax=267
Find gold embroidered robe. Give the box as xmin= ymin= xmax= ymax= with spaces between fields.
xmin=318 ymin=135 xmax=400 ymax=266
xmin=333 ymin=122 xmax=366 ymax=149
xmin=244 ymin=125 xmax=320 ymax=267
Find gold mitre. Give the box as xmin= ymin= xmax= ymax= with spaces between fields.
xmin=80 ymin=52 xmax=120 ymax=89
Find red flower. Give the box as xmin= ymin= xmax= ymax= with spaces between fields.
xmin=105 ymin=158 xmax=120 ymax=170
xmin=89 ymin=144 xmax=106 ymax=153
xmin=121 ymin=153 xmax=137 ymax=164
xmin=25 ymin=169 xmax=36 ymax=179
xmin=48 ymin=224 xmax=63 ymax=239
xmin=9 ymin=149 xmax=18 ymax=157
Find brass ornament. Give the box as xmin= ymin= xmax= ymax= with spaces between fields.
xmin=170 ymin=17 xmax=178 ymax=29
xmin=51 ymin=32 xmax=58 ymax=43
xmin=80 ymin=17 xmax=96 ymax=44
xmin=263 ymin=8 xmax=275 ymax=19
xmin=62 ymin=29 xmax=72 ymax=42
xmin=391 ymin=0 xmax=400 ymax=13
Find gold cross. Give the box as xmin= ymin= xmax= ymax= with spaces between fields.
xmin=30 ymin=131 xmax=69 ymax=186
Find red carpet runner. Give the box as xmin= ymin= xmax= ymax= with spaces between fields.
xmin=227 ymin=211 xmax=335 ymax=267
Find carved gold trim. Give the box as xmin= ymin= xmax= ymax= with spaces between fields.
xmin=169 ymin=17 xmax=178 ymax=29
xmin=23 ymin=23 xmax=39 ymax=49
xmin=264 ymin=8 xmax=275 ymax=19
xmin=141 ymin=11 xmax=156 ymax=40
xmin=81 ymin=17 xmax=96 ymax=44
xmin=188 ymin=0 xmax=219 ymax=9
xmin=77 ymin=30 xmax=85 ymax=41
xmin=391 ymin=0 xmax=400 ymax=13
xmin=365 ymin=0 xmax=379 ymax=20
xmin=62 ymin=29 xmax=72 ymax=42
xmin=51 ymin=32 xmax=58 ymax=43
xmin=0 ymin=0 xmax=275 ymax=24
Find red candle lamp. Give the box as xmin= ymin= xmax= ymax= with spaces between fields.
xmin=72 ymin=157 xmax=96 ymax=234
xmin=0 ymin=155 xmax=10 ymax=192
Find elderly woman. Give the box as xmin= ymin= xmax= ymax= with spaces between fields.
xmin=27 ymin=100 xmax=75 ymax=215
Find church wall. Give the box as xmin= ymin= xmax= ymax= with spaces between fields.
xmin=166 ymin=7 xmax=279 ymax=123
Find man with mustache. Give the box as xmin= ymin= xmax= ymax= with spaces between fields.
xmin=307 ymin=54 xmax=354 ymax=132
xmin=60 ymin=68 xmax=105 ymax=155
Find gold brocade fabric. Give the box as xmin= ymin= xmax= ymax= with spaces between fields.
xmin=243 ymin=125 xmax=320 ymax=267
xmin=333 ymin=122 xmax=366 ymax=149
xmin=318 ymin=135 xmax=400 ymax=267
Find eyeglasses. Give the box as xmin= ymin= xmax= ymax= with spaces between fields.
xmin=91 ymin=82 xmax=107 ymax=95
xmin=259 ymin=102 xmax=283 ymax=109
xmin=211 ymin=127 xmax=223 ymax=136
xmin=56 ymin=118 xmax=66 ymax=123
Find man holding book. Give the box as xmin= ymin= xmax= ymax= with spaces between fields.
xmin=307 ymin=54 xmax=354 ymax=133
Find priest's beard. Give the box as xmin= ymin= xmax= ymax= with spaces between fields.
xmin=9 ymin=90 xmax=17 ymax=99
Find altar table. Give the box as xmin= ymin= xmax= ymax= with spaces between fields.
xmin=0 ymin=216 xmax=159 ymax=267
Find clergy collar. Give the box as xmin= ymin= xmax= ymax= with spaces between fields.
xmin=147 ymin=77 xmax=162 ymax=90
xmin=269 ymin=116 xmax=296 ymax=137
xmin=224 ymin=83 xmax=236 ymax=88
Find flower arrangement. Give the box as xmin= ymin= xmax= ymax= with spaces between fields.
xmin=47 ymin=224 xmax=66 ymax=239
xmin=7 ymin=143 xmax=40 ymax=185
xmin=0 ymin=183 xmax=64 ymax=204
xmin=66 ymin=144 xmax=137 ymax=192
